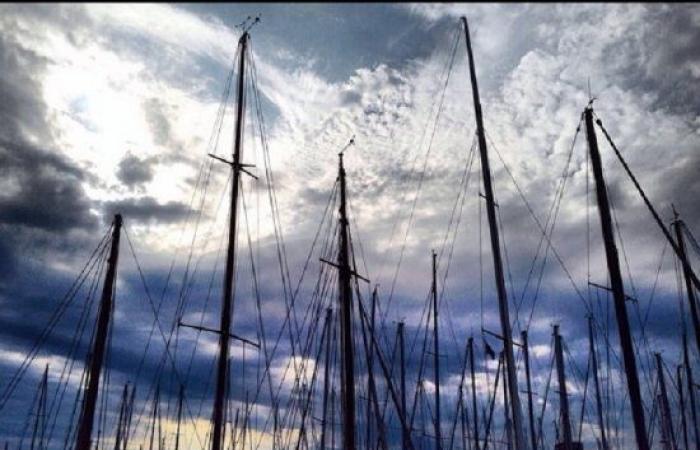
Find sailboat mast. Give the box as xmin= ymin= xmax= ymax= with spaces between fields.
xmin=460 ymin=17 xmax=526 ymax=450
xmin=320 ymin=308 xmax=333 ymax=450
xmin=148 ymin=385 xmax=160 ymax=450
xmin=211 ymin=31 xmax=249 ymax=450
xmin=678 ymin=364 xmax=689 ymax=450
xmin=553 ymin=325 xmax=572 ymax=450
xmin=587 ymin=317 xmax=608 ymax=450
xmin=673 ymin=213 xmax=700 ymax=356
xmin=399 ymin=321 xmax=408 ymax=450
xmin=75 ymin=214 xmax=122 ymax=450
xmin=174 ymin=385 xmax=184 ymax=450
xmin=338 ymin=152 xmax=356 ymax=450
xmin=521 ymin=331 xmax=536 ymax=450
xmin=432 ymin=251 xmax=442 ymax=450
xmin=123 ymin=386 xmax=136 ymax=450
xmin=683 ymin=332 xmax=700 ymax=449
xmin=584 ymin=106 xmax=650 ymax=450
xmin=113 ymin=384 xmax=128 ymax=450
xmin=675 ymin=209 xmax=700 ymax=448
xmin=655 ymin=353 xmax=677 ymax=450
xmin=503 ymin=358 xmax=513 ymax=450
xmin=367 ymin=287 xmax=378 ymax=450
xmin=468 ymin=337 xmax=479 ymax=450
xmin=30 ymin=365 xmax=49 ymax=450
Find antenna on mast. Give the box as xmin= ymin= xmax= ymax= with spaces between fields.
xmin=235 ymin=15 xmax=261 ymax=33
xmin=339 ymin=135 xmax=356 ymax=156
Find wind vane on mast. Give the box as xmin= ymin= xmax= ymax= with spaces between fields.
xmin=339 ymin=135 xmax=356 ymax=156
xmin=235 ymin=15 xmax=261 ymax=33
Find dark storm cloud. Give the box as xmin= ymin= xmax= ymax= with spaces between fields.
xmin=102 ymin=196 xmax=193 ymax=224
xmin=0 ymin=140 xmax=96 ymax=232
xmin=0 ymin=25 xmax=53 ymax=143
xmin=628 ymin=4 xmax=700 ymax=116
xmin=659 ymin=147 xmax=700 ymax=227
xmin=0 ymin=18 xmax=98 ymax=285
xmin=116 ymin=152 xmax=157 ymax=188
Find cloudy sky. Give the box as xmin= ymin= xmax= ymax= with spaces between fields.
xmin=1 ymin=3 xmax=699 ymax=449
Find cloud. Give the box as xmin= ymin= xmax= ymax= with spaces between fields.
xmin=0 ymin=140 xmax=96 ymax=233
xmin=116 ymin=152 xmax=156 ymax=189
xmin=102 ymin=196 xmax=193 ymax=225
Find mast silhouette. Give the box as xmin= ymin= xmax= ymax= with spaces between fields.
xmin=673 ymin=210 xmax=700 ymax=357
xmin=399 ymin=321 xmax=408 ymax=450
xmin=30 ymin=365 xmax=49 ymax=450
xmin=504 ymin=357 xmax=513 ymax=450
xmin=432 ymin=250 xmax=442 ymax=450
xmin=683 ymin=332 xmax=700 ymax=450
xmin=460 ymin=16 xmax=526 ymax=450
xmin=338 ymin=150 xmax=356 ymax=450
xmin=553 ymin=325 xmax=572 ymax=450
xmin=677 ymin=364 xmax=689 ymax=450
xmin=148 ymin=385 xmax=161 ymax=450
xmin=174 ymin=385 xmax=184 ymax=450
xmin=655 ymin=353 xmax=677 ymax=450
xmin=75 ymin=214 xmax=122 ymax=450
xmin=521 ymin=331 xmax=537 ymax=450
xmin=469 ymin=337 xmax=479 ymax=450
xmin=321 ymin=308 xmax=333 ymax=450
xmin=587 ymin=317 xmax=608 ymax=450
xmin=584 ymin=106 xmax=649 ymax=450
xmin=211 ymin=31 xmax=249 ymax=450
xmin=113 ymin=384 xmax=128 ymax=450
xmin=674 ymin=208 xmax=700 ymax=448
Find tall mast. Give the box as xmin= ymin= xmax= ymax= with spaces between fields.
xmin=113 ymin=384 xmax=129 ymax=450
xmin=683 ymin=332 xmax=700 ymax=449
xmin=553 ymin=325 xmax=572 ymax=450
xmin=148 ymin=385 xmax=160 ymax=450
xmin=75 ymin=214 xmax=122 ymax=450
xmin=674 ymin=211 xmax=700 ymax=356
xmin=432 ymin=251 xmax=442 ymax=450
xmin=321 ymin=308 xmax=333 ymax=450
xmin=332 ymin=387 xmax=336 ymax=450
xmin=587 ymin=317 xmax=608 ymax=450
xmin=676 ymin=208 xmax=700 ymax=449
xmin=503 ymin=358 xmax=513 ymax=450
xmin=521 ymin=331 xmax=536 ymax=450
xmin=367 ymin=288 xmax=378 ymax=450
xmin=678 ymin=364 xmax=689 ymax=450
xmin=460 ymin=16 xmax=526 ymax=450
xmin=30 ymin=365 xmax=49 ymax=450
xmin=452 ymin=343 xmax=470 ymax=450
xmin=338 ymin=151 xmax=356 ymax=450
xmin=211 ymin=31 xmax=249 ymax=450
xmin=482 ymin=353 xmax=503 ymax=450
xmin=468 ymin=337 xmax=479 ymax=450
xmin=655 ymin=353 xmax=677 ymax=450
xmin=399 ymin=321 xmax=408 ymax=450
xmin=123 ymin=386 xmax=136 ymax=450
xmin=174 ymin=385 xmax=184 ymax=450
xmin=584 ymin=106 xmax=649 ymax=450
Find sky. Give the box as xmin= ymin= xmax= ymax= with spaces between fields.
xmin=1 ymin=3 xmax=700 ymax=449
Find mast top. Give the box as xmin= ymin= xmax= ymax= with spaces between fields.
xmin=236 ymin=15 xmax=260 ymax=36
xmin=672 ymin=203 xmax=680 ymax=223
xmin=339 ymin=136 xmax=355 ymax=157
